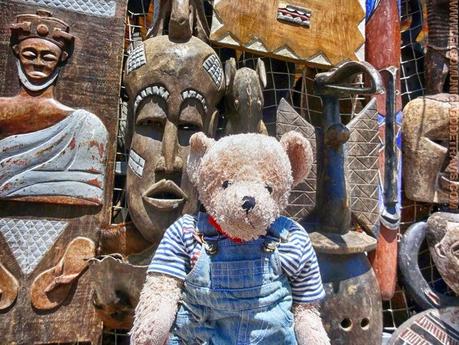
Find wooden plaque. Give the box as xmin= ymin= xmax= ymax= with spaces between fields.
xmin=0 ymin=0 xmax=127 ymax=344
xmin=209 ymin=0 xmax=366 ymax=67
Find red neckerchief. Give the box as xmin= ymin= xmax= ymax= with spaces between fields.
xmin=208 ymin=215 xmax=243 ymax=243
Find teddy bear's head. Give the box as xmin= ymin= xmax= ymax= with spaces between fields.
xmin=187 ymin=131 xmax=313 ymax=241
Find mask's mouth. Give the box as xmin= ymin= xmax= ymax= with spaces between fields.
xmin=142 ymin=179 xmax=188 ymax=211
xmin=29 ymin=70 xmax=48 ymax=78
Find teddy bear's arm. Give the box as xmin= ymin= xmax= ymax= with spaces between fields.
xmin=293 ymin=303 xmax=331 ymax=345
xmin=130 ymin=273 xmax=183 ymax=345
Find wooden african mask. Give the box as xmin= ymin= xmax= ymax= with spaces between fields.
xmin=124 ymin=35 xmax=225 ymax=245
xmin=0 ymin=2 xmax=126 ymax=343
xmin=209 ymin=0 xmax=365 ymax=67
xmin=427 ymin=212 xmax=459 ymax=295
xmin=403 ymin=94 xmax=459 ymax=204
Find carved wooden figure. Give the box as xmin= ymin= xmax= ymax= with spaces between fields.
xmin=124 ymin=12 xmax=225 ymax=247
xmin=302 ymin=61 xmax=383 ymax=345
xmin=403 ymin=94 xmax=459 ymax=204
xmin=427 ymin=212 xmax=459 ymax=295
xmin=224 ymin=57 xmax=268 ymax=135
xmin=90 ymin=1 xmax=225 ymax=329
xmin=425 ymin=0 xmax=456 ymax=94
xmin=148 ymin=0 xmax=210 ymax=42
xmin=0 ymin=1 xmax=126 ymax=343
xmin=209 ymin=0 xmax=366 ymax=67
xmin=0 ymin=11 xmax=107 ymax=205
xmin=275 ymin=96 xmax=381 ymax=234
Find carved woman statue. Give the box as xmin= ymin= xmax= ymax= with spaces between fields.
xmin=0 ymin=10 xmax=108 ymax=206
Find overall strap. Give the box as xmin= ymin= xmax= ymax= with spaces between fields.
xmin=263 ymin=216 xmax=291 ymax=252
xmin=196 ymin=211 xmax=220 ymax=255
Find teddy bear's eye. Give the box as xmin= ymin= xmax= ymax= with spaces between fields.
xmin=265 ymin=184 xmax=273 ymax=194
xmin=222 ymin=180 xmax=231 ymax=189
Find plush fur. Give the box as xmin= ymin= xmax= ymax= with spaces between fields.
xmin=131 ymin=132 xmax=329 ymax=345
xmin=131 ymin=273 xmax=183 ymax=345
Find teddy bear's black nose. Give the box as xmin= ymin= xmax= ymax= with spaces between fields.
xmin=241 ymin=196 xmax=256 ymax=213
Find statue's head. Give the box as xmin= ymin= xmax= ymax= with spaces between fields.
xmin=124 ymin=35 xmax=224 ymax=244
xmin=427 ymin=212 xmax=459 ymax=294
xmin=10 ymin=10 xmax=74 ymax=91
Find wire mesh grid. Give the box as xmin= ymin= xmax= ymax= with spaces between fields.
xmin=104 ymin=0 xmax=449 ymax=342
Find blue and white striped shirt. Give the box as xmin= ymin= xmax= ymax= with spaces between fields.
xmin=148 ymin=214 xmax=325 ymax=304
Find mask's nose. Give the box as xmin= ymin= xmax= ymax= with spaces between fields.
xmin=241 ymin=196 xmax=256 ymax=213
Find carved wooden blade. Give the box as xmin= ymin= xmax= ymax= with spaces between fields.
xmin=346 ymin=98 xmax=380 ymax=236
xmin=276 ymin=97 xmax=380 ymax=236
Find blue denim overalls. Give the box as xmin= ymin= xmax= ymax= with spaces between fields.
xmin=168 ymin=212 xmax=298 ymax=345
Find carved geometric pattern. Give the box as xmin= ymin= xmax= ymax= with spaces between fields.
xmin=276 ymin=98 xmax=316 ymax=221
xmin=126 ymin=44 xmax=146 ymax=75
xmin=393 ymin=309 xmax=459 ymax=345
xmin=347 ymin=99 xmax=380 ymax=235
xmin=128 ymin=148 xmax=145 ymax=177
xmin=0 ymin=218 xmax=68 ymax=274
xmin=14 ymin=0 xmax=117 ymax=17
xmin=203 ymin=54 xmax=224 ymax=87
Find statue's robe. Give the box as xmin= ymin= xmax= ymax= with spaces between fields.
xmin=0 ymin=109 xmax=108 ymax=205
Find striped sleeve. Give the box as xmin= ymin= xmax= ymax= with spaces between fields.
xmin=278 ymin=221 xmax=326 ymax=304
xmin=147 ymin=215 xmax=196 ymax=280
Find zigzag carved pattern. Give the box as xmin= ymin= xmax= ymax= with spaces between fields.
xmin=347 ymin=99 xmax=380 ymax=234
xmin=276 ymin=99 xmax=316 ymax=221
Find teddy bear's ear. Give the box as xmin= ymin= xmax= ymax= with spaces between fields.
xmin=280 ymin=131 xmax=313 ymax=186
xmin=187 ymin=132 xmax=215 ymax=185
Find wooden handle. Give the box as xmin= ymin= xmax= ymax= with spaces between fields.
xmin=368 ymin=226 xmax=398 ymax=300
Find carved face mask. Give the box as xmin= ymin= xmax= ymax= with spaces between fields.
xmin=124 ymin=35 xmax=224 ymax=244
xmin=403 ymin=95 xmax=459 ymax=204
xmin=427 ymin=213 xmax=459 ymax=295
xmin=15 ymin=38 xmax=62 ymax=84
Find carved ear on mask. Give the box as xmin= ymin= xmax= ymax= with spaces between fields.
xmin=225 ymin=57 xmax=237 ymax=90
xmin=280 ymin=131 xmax=313 ymax=186
xmin=207 ymin=110 xmax=219 ymax=138
xmin=187 ymin=132 xmax=215 ymax=186
xmin=60 ymin=51 xmax=69 ymax=62
xmin=12 ymin=44 xmax=19 ymax=57
xmin=256 ymin=58 xmax=267 ymax=88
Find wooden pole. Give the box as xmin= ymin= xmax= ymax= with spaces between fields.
xmin=365 ymin=0 xmax=402 ymax=300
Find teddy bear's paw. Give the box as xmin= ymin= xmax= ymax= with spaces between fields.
xmin=130 ymin=273 xmax=183 ymax=345
xmin=293 ymin=304 xmax=331 ymax=345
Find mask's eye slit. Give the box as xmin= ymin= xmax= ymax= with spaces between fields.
xmin=222 ymin=180 xmax=231 ymax=189
xmin=265 ymin=184 xmax=273 ymax=194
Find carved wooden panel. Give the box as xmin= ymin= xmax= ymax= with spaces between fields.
xmin=0 ymin=1 xmax=127 ymax=344
xmin=210 ymin=0 xmax=366 ymax=67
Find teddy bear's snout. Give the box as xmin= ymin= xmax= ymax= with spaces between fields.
xmin=241 ymin=196 xmax=256 ymax=213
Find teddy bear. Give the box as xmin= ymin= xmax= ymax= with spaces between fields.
xmin=130 ymin=131 xmax=330 ymax=345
